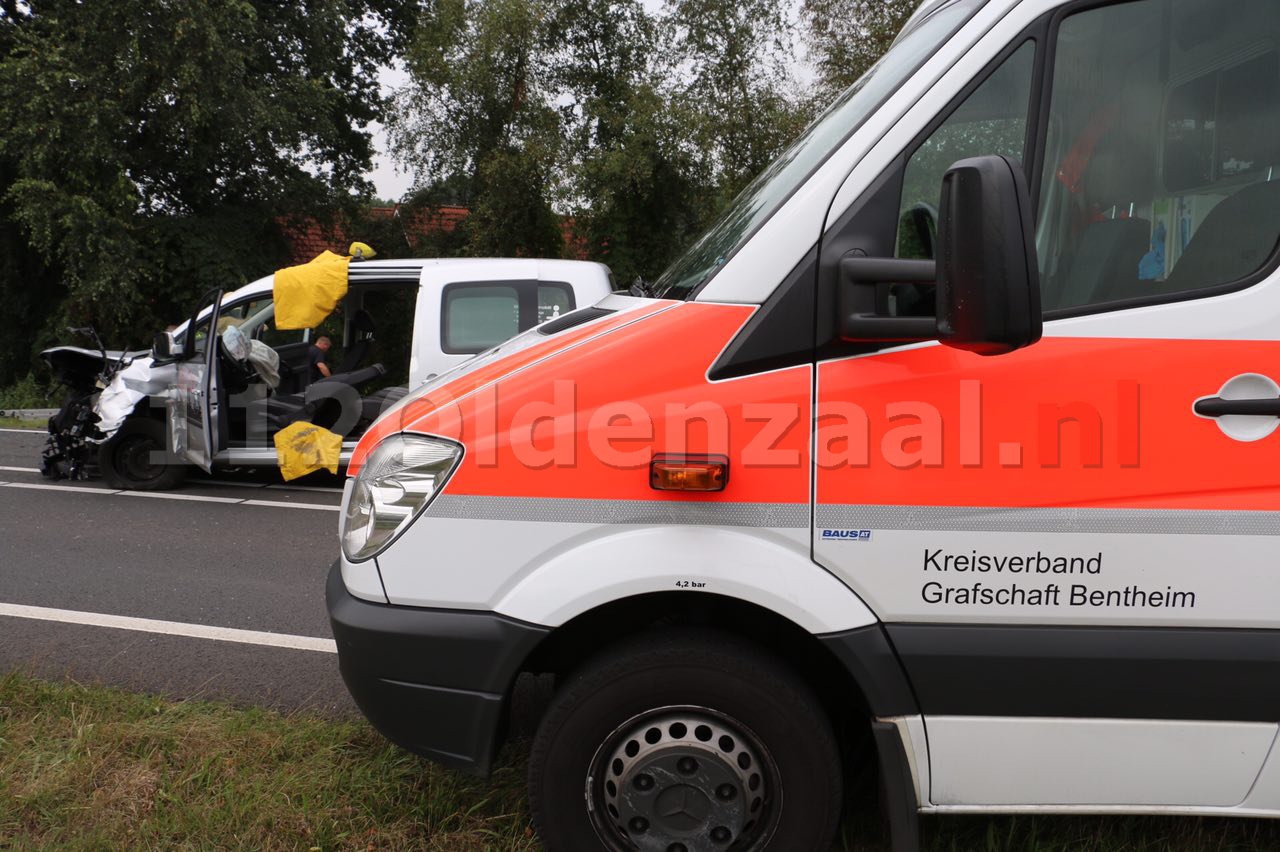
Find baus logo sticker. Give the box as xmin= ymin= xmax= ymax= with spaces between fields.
xmin=821 ymin=529 xmax=872 ymax=541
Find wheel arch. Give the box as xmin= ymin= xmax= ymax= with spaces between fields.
xmin=519 ymin=590 xmax=912 ymax=752
xmin=490 ymin=523 xmax=876 ymax=636
xmin=98 ymin=408 xmax=187 ymax=490
xmin=128 ymin=397 xmax=162 ymax=419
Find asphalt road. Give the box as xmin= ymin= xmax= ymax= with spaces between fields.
xmin=0 ymin=427 xmax=356 ymax=713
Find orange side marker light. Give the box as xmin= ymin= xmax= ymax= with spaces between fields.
xmin=650 ymin=454 xmax=729 ymax=492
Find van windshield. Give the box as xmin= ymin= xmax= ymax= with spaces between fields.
xmin=649 ymin=0 xmax=984 ymax=300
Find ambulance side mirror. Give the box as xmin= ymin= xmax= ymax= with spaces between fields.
xmin=838 ymin=155 xmax=1041 ymax=356
xmin=936 ymin=155 xmax=1042 ymax=355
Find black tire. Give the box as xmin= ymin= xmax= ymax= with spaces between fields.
xmin=98 ymin=417 xmax=187 ymax=491
xmin=529 ymin=628 xmax=843 ymax=852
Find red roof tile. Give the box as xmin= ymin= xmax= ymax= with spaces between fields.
xmin=279 ymin=205 xmax=588 ymax=263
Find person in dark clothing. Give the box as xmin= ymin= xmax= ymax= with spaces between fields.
xmin=308 ymin=336 xmax=332 ymax=383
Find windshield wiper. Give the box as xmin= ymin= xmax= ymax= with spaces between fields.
xmin=628 ymin=277 xmax=656 ymax=298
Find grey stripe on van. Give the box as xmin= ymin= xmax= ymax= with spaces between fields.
xmin=816 ymin=504 xmax=1280 ymax=536
xmin=430 ymin=497 xmax=1280 ymax=536
xmin=429 ymin=495 xmax=809 ymax=528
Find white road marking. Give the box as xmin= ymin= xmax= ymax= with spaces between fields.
xmin=0 ymin=602 xmax=337 ymax=653
xmin=2 ymin=481 xmax=118 ymax=495
xmin=0 ymin=480 xmax=339 ymax=510
xmin=117 ymin=490 xmax=245 ymax=504
xmin=264 ymin=483 xmax=341 ymax=494
xmin=242 ymin=499 xmax=340 ymax=512
xmin=0 ymin=428 xmax=45 ymax=434
xmin=0 ymin=465 xmax=39 ymax=473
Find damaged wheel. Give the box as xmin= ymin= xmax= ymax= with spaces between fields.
xmin=99 ymin=417 xmax=186 ymax=491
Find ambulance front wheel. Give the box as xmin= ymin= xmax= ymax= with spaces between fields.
xmin=528 ymin=628 xmax=843 ymax=852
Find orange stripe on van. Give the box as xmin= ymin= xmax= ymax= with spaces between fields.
xmin=399 ymin=302 xmax=813 ymax=506
xmin=816 ymin=337 xmax=1280 ymax=511
xmin=359 ymin=313 xmax=1280 ymax=516
xmin=349 ymin=301 xmax=674 ymax=474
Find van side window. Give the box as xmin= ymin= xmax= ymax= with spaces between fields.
xmin=443 ymin=281 xmax=580 ymax=354
xmin=538 ymin=283 xmax=573 ymax=324
xmin=443 ymin=284 xmax=521 ymax=354
xmin=897 ymin=41 xmax=1036 ymax=263
xmin=224 ymin=298 xmax=307 ymax=348
xmin=189 ymin=319 xmax=211 ymax=356
xmin=1037 ymin=0 xmax=1280 ymax=311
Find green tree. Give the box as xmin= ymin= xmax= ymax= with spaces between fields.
xmin=549 ymin=0 xmax=703 ymax=285
xmin=802 ymin=0 xmax=922 ymax=101
xmin=387 ymin=0 xmax=926 ymax=289
xmin=390 ymin=0 xmax=813 ymax=284
xmin=0 ymin=0 xmax=414 ymax=386
xmin=390 ymin=0 xmax=565 ymax=258
xmin=665 ymin=0 xmax=810 ymax=204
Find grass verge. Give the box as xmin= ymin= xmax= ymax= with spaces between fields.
xmin=0 ymin=416 xmax=45 ymax=429
xmin=3 ymin=671 xmax=1280 ymax=851
xmin=0 ymin=672 xmax=538 ymax=851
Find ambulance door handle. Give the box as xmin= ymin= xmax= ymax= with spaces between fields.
xmin=1194 ymin=396 xmax=1280 ymax=417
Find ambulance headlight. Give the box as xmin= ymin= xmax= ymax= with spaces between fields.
xmin=342 ymin=434 xmax=462 ymax=562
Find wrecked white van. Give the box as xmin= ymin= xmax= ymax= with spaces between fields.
xmin=40 ymin=256 xmax=613 ymax=489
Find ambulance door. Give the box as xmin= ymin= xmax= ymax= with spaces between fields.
xmin=170 ymin=289 xmax=222 ymax=473
xmin=814 ymin=0 xmax=1280 ymax=810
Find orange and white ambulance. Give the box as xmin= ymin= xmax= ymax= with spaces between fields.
xmin=327 ymin=0 xmax=1280 ymax=848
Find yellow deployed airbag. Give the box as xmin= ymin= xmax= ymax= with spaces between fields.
xmin=274 ymin=421 xmax=342 ymax=481
xmin=273 ymin=250 xmax=350 ymax=330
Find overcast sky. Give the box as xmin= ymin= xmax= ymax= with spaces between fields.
xmin=366 ymin=62 xmax=413 ymax=202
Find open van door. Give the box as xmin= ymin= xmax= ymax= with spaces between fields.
xmin=168 ymin=289 xmax=222 ymax=473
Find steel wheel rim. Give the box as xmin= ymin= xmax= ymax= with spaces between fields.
xmin=586 ymin=705 xmax=781 ymax=852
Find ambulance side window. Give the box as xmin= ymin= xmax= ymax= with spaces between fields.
xmin=889 ymin=41 xmax=1036 ymax=319
xmin=1036 ymin=0 xmax=1280 ymax=312
xmin=897 ymin=41 xmax=1036 ymax=263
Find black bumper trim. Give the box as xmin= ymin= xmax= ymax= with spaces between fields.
xmin=326 ymin=561 xmax=549 ymax=775
xmin=817 ymin=623 xmax=920 ymax=717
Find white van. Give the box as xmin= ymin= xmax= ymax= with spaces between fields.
xmin=41 ymin=258 xmax=612 ymax=489
xmin=328 ymin=1 xmax=1280 ymax=849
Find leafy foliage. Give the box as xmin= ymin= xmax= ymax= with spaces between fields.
xmin=802 ymin=0 xmax=923 ymax=101
xmin=0 ymin=0 xmax=931 ymax=393
xmin=0 ymin=371 xmax=54 ymax=409
xmin=550 ymin=0 xmax=704 ymax=285
xmin=389 ymin=0 xmax=566 ymax=258
xmin=389 ymin=0 xmax=928 ymax=288
xmin=0 ymin=0 xmax=414 ymax=386
xmin=666 ymin=0 xmax=810 ymax=199
xmin=390 ymin=0 xmax=817 ymax=287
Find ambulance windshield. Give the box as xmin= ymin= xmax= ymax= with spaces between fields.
xmin=648 ymin=0 xmax=984 ymax=300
